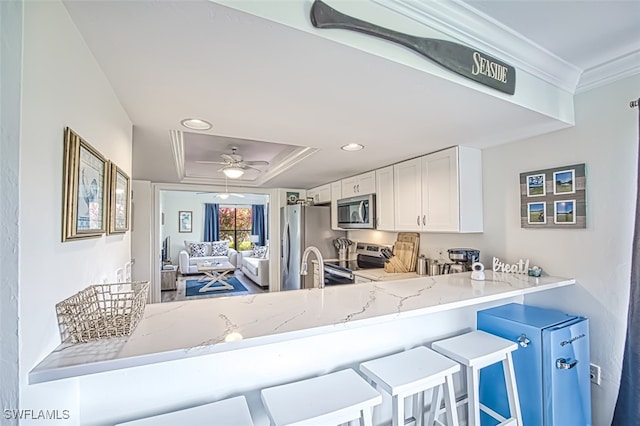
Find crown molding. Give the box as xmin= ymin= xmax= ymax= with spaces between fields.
xmin=576 ymin=50 xmax=640 ymax=93
xmin=371 ymin=0 xmax=582 ymax=93
xmin=169 ymin=130 xmax=186 ymax=180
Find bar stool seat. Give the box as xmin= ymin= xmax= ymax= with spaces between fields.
xmin=432 ymin=330 xmax=522 ymax=426
xmin=116 ymin=395 xmax=254 ymax=425
xmin=360 ymin=346 xmax=460 ymax=426
xmin=260 ymin=369 xmax=382 ymax=426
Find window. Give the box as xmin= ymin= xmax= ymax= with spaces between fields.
xmin=219 ymin=207 xmax=252 ymax=251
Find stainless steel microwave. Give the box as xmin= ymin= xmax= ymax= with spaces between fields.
xmin=337 ymin=194 xmax=376 ymax=229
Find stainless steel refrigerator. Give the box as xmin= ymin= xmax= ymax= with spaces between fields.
xmin=477 ymin=303 xmax=591 ymax=426
xmin=280 ymin=205 xmax=346 ymax=291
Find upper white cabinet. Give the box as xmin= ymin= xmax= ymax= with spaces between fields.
xmin=341 ymin=171 xmax=375 ymax=198
xmin=393 ymin=158 xmax=423 ymax=230
xmin=330 ymin=180 xmax=342 ymax=230
xmin=394 ymin=146 xmax=483 ymax=233
xmin=307 ymin=183 xmax=331 ymax=205
xmin=375 ymin=166 xmax=395 ymax=231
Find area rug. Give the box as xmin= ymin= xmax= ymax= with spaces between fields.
xmin=185 ymin=277 xmax=248 ymax=297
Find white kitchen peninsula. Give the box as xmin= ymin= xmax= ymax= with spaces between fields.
xmin=30 ymin=272 xmax=575 ymax=425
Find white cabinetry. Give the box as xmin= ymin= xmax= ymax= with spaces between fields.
xmin=393 ymin=158 xmax=423 ymax=230
xmin=330 ymin=180 xmax=342 ymax=230
xmin=307 ymin=183 xmax=331 ymax=205
xmin=375 ymin=166 xmax=395 ymax=231
xmin=341 ymin=171 xmax=375 ymax=198
xmin=393 ymin=146 xmax=483 ymax=233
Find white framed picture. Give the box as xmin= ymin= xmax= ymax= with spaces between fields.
xmin=527 ymin=202 xmax=546 ymax=224
xmin=553 ymin=169 xmax=576 ymax=195
xmin=554 ymin=200 xmax=576 ymax=224
xmin=526 ymin=173 xmax=546 ymax=197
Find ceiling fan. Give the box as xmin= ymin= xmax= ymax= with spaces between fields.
xmin=196 ymin=146 xmax=269 ymax=178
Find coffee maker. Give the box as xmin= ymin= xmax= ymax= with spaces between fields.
xmin=443 ymin=248 xmax=480 ymax=274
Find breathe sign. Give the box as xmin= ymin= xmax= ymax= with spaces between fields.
xmin=493 ymin=256 xmax=529 ymax=274
xmin=310 ymin=0 xmax=516 ymax=95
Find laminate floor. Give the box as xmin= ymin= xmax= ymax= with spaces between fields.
xmin=161 ymin=270 xmax=266 ymax=303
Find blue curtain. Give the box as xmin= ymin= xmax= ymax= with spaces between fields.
xmin=204 ymin=203 xmax=219 ymax=242
xmin=613 ymin=100 xmax=640 ymax=424
xmin=252 ymin=204 xmax=266 ymax=246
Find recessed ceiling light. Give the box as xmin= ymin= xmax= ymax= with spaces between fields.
xmin=180 ymin=118 xmax=212 ymax=131
xmin=341 ymin=143 xmax=364 ymax=152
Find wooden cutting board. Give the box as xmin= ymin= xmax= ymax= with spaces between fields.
xmin=396 ymin=233 xmax=420 ymax=271
xmin=393 ymin=241 xmax=415 ymax=272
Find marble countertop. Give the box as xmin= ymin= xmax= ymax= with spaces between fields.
xmin=353 ymin=268 xmax=419 ymax=281
xmin=30 ymin=271 xmax=574 ymax=384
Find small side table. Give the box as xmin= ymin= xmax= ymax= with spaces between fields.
xmin=161 ymin=265 xmax=177 ymax=291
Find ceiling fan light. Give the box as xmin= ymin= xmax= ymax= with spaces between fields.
xmin=223 ymin=167 xmax=245 ymax=179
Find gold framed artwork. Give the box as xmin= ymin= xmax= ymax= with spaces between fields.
xmin=520 ymin=163 xmax=586 ymax=229
xmin=62 ymin=127 xmax=108 ymax=241
xmin=107 ymin=161 xmax=130 ymax=234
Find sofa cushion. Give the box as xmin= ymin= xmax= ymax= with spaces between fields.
xmin=189 ymin=242 xmax=209 ymax=257
xmin=211 ymin=241 xmax=229 ymax=256
xmin=252 ymin=245 xmax=268 ymax=259
xmin=243 ymin=257 xmax=262 ymax=276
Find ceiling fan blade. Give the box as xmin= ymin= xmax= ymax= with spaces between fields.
xmin=245 ymin=164 xmax=263 ymax=172
xmin=196 ymin=160 xmax=228 ymax=165
xmin=245 ymin=160 xmax=269 ymax=166
xmin=230 ymin=193 xmax=245 ymax=198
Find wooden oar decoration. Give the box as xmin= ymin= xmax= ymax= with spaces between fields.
xmin=310 ymin=0 xmax=516 ymax=95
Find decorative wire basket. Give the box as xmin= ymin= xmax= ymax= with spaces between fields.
xmin=55 ymin=281 xmax=149 ymax=343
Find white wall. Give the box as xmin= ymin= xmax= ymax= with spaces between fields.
xmin=1 ymin=0 xmax=23 ymax=421
xmin=19 ymin=1 xmax=132 ymax=423
xmin=131 ymin=180 xmax=153 ymax=284
xmin=351 ymin=74 xmax=639 ymax=425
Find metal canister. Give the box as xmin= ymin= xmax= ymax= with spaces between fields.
xmin=417 ymin=256 xmax=428 ymax=275
xmin=428 ymin=259 xmax=441 ymax=276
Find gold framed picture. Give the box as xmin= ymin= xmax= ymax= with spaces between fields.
xmin=107 ymin=161 xmax=130 ymax=234
xmin=62 ymin=127 xmax=108 ymax=241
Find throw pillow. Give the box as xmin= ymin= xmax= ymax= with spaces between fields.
xmin=189 ymin=242 xmax=209 ymax=258
xmin=252 ymin=245 xmax=268 ymax=259
xmin=211 ymin=241 xmax=229 ymax=256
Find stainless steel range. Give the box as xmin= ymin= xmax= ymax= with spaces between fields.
xmin=323 ymin=242 xmax=388 ymax=285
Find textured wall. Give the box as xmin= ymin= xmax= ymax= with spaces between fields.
xmin=0 ymin=1 xmax=23 ymax=423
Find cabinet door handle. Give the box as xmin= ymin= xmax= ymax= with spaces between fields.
xmin=423 ymin=215 xmax=426 ymax=226
xmin=417 ymin=216 xmax=420 ymax=226
xmin=354 ymin=184 xmax=357 ymax=193
xmin=357 ymin=184 xmax=360 ymax=192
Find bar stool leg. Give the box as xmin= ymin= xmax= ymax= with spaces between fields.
xmin=466 ymin=367 xmax=480 ymax=426
xmin=426 ymin=385 xmax=443 ymax=426
xmin=503 ymin=352 xmax=523 ymax=425
xmin=360 ymin=407 xmax=374 ymax=426
xmin=443 ymin=375 xmax=459 ymax=426
xmin=412 ymin=391 xmax=425 ymax=426
xmin=392 ymin=395 xmax=404 ymax=426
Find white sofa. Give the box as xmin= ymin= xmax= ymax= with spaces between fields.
xmin=239 ymin=249 xmax=269 ymax=288
xmin=179 ymin=240 xmax=238 ymax=274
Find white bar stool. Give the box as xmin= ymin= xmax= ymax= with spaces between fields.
xmin=432 ymin=331 xmax=522 ymax=426
xmin=115 ymin=395 xmax=254 ymax=426
xmin=359 ymin=346 xmax=460 ymax=426
xmin=260 ymin=369 xmax=382 ymax=426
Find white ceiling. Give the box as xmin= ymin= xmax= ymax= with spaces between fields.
xmin=63 ymin=0 xmax=640 ymax=189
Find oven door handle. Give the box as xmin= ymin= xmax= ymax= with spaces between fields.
xmin=325 ymin=267 xmax=353 ymax=280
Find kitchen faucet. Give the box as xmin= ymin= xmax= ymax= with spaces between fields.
xmin=300 ymin=246 xmax=325 ymax=289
